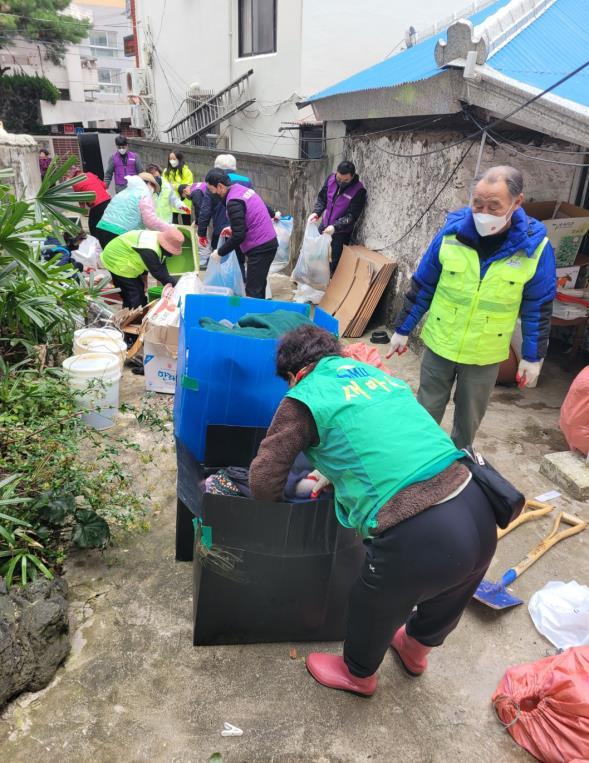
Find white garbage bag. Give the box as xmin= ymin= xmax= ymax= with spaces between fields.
xmin=291 ymin=221 xmax=331 ymax=291
xmin=269 ymin=215 xmax=294 ymax=274
xmin=528 ymin=580 xmax=589 ymax=649
xmin=172 ymin=272 xmax=204 ymax=308
xmin=293 ymin=283 xmax=325 ymax=305
xmin=72 ymin=234 xmax=101 ymax=270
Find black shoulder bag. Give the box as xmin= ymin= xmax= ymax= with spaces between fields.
xmin=460 ymin=448 xmax=526 ymax=529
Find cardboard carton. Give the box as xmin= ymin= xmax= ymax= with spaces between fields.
xmin=143 ymin=322 xmax=179 ymax=394
xmin=525 ymin=201 xmax=589 ymax=267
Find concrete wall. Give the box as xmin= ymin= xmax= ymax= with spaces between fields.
xmin=128 ymin=138 xmax=329 ymax=258
xmin=345 ymin=128 xmax=583 ymax=328
xmin=135 ymin=0 xmax=481 ymax=157
xmin=0 ymin=133 xmax=41 ymax=199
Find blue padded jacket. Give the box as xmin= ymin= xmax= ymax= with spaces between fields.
xmin=394 ymin=206 xmax=557 ymax=362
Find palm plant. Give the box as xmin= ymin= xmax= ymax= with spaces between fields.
xmin=0 ymin=158 xmax=111 ymax=363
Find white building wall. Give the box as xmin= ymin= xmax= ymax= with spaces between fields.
xmin=0 ymin=1 xmax=132 ymax=128
xmin=135 ymin=0 xmax=486 ymax=157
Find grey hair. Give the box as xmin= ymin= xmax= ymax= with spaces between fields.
xmin=214 ymin=153 xmax=237 ymax=171
xmin=475 ymin=165 xmax=524 ymax=198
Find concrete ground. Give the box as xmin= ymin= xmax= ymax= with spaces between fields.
xmin=1 ymin=278 xmax=587 ymax=762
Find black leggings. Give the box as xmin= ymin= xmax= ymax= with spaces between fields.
xmin=88 ymin=200 xmax=110 ymax=238
xmin=110 ymin=272 xmax=147 ymax=309
xmin=173 ymin=212 xmax=191 ymax=226
xmin=95 ymin=227 xmax=118 ymax=250
xmin=344 ymin=480 xmax=497 ymax=677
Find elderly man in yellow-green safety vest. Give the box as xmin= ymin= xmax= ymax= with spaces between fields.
xmin=387 ymin=165 xmax=557 ymax=449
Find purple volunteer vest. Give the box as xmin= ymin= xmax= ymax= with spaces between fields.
xmin=190 ymin=182 xmax=207 ymax=193
xmin=322 ymin=174 xmax=365 ymax=232
xmin=113 ymin=151 xmax=138 ymax=186
xmin=226 ymin=184 xmax=276 ymax=252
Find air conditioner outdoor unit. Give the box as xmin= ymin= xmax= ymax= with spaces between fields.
xmin=206 ymin=133 xmax=228 ymax=149
xmin=127 ymin=68 xmax=147 ymax=96
xmin=130 ymin=104 xmax=145 ymax=129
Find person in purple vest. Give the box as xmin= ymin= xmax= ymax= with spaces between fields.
xmin=179 ymin=182 xmax=207 ymax=228
xmin=205 ymin=168 xmax=278 ymax=300
xmin=309 ymin=160 xmax=367 ymax=275
xmin=104 ymin=136 xmax=144 ymax=194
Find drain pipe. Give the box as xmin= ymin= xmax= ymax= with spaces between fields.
xmin=227 ymin=0 xmax=234 ymax=149
xmin=474 ymin=129 xmax=487 ymax=178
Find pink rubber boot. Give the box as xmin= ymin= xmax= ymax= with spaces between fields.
xmin=391 ymin=626 xmax=432 ymax=676
xmin=306 ymin=653 xmax=377 ymax=697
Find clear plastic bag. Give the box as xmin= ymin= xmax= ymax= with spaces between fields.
xmin=291 ymin=221 xmax=331 ymax=291
xmin=203 ymin=251 xmax=245 ymax=296
xmin=528 ymin=580 xmax=589 ymax=649
xmin=269 ymin=216 xmax=294 ymax=274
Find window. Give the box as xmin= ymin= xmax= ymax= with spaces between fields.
xmin=238 ymin=0 xmax=276 ymax=57
xmin=89 ymin=29 xmax=120 ymax=58
xmin=58 ymin=88 xmax=71 ymax=101
xmin=300 ymin=125 xmax=325 ymax=160
xmin=98 ymin=68 xmax=122 ymax=94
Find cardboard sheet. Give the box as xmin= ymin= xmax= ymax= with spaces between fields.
xmin=320 ymin=245 xmax=396 ymax=337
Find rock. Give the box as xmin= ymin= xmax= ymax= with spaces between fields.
xmin=0 ymin=576 xmax=70 ymax=708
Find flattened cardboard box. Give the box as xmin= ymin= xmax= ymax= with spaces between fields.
xmin=320 ymin=245 xmax=396 ymax=337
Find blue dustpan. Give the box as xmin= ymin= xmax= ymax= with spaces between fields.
xmin=473 ymin=512 xmax=586 ymax=610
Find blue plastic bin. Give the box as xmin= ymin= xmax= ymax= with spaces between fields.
xmin=174 ymin=294 xmax=338 ymax=461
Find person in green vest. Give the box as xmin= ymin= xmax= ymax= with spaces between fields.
xmin=388 ymin=165 xmax=556 ymax=449
xmin=249 ymin=324 xmax=498 ymax=697
xmin=101 ymin=228 xmax=184 ymax=308
xmin=146 ymin=164 xmax=190 ymax=224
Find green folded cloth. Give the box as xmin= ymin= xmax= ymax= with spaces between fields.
xmin=200 ymin=310 xmax=313 ymax=339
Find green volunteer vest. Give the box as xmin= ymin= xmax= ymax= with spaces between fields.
xmin=287 ymin=356 xmax=462 ymax=537
xmin=155 ymin=178 xmax=175 ymax=223
xmin=101 ymin=230 xmax=163 ymax=278
xmin=421 ymin=234 xmax=546 ymax=365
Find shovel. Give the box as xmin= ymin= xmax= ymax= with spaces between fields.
xmin=474 ymin=512 xmax=587 ymax=610
xmin=496 ymin=499 xmax=553 ymax=540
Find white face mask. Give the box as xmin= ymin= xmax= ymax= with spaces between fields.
xmin=118 ymin=147 xmax=127 ymax=155
xmin=472 ymin=203 xmax=515 ymax=237
xmin=169 ymin=159 xmax=179 ymax=168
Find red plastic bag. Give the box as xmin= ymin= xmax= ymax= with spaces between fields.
xmin=492 ymin=647 xmax=589 ymax=763
xmin=342 ymin=342 xmax=392 ymax=375
xmin=560 ymin=366 xmax=589 ymax=456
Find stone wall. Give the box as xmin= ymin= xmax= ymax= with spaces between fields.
xmin=127 ymin=139 xmax=329 ymax=261
xmin=345 ymin=128 xmax=583 ymax=329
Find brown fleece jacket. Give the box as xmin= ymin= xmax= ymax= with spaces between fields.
xmin=249 ymin=397 xmax=470 ymax=535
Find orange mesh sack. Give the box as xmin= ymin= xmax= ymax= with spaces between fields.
xmin=492 ymin=647 xmax=589 ymax=763
xmin=560 ymin=366 xmax=589 ymax=456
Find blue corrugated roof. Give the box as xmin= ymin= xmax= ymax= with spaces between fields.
xmin=488 ymin=0 xmax=589 ymax=108
xmin=306 ymin=0 xmax=512 ymax=103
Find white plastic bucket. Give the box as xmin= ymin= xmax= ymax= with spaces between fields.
xmin=74 ymin=326 xmax=124 ymax=345
xmin=74 ymin=328 xmax=126 ymax=369
xmin=63 ymin=352 xmax=122 ymax=430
